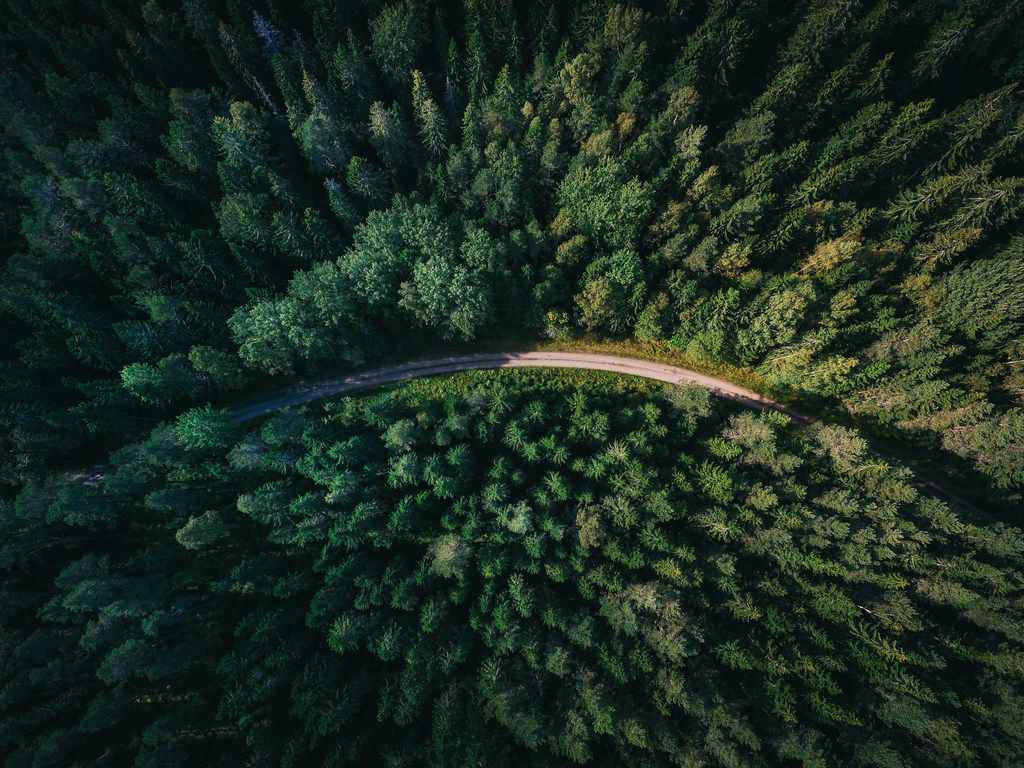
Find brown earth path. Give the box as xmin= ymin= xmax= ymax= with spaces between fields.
xmin=228 ymin=351 xmax=812 ymax=423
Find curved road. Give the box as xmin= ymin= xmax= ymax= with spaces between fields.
xmin=227 ymin=351 xmax=981 ymax=514
xmin=69 ymin=352 xmax=800 ymax=487
xmin=229 ymin=352 xmax=811 ymax=423
xmin=72 ymin=351 xmax=975 ymax=514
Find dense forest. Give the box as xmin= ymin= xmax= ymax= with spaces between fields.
xmin=5 ymin=369 xmax=1024 ymax=765
xmin=2 ymin=0 xmax=1024 ymax=765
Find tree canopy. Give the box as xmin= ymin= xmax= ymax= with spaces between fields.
xmin=4 ymin=369 xmax=1024 ymax=766
xmin=2 ymin=1 xmax=1024 ymax=765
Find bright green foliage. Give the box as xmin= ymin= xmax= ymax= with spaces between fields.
xmin=121 ymin=354 xmax=206 ymax=405
xmin=174 ymin=405 xmax=239 ymax=451
xmin=175 ymin=509 xmax=228 ymax=550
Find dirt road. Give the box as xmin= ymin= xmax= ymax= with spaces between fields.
xmin=229 ymin=351 xmax=811 ymax=423
xmin=226 ymin=351 xmax=982 ymax=513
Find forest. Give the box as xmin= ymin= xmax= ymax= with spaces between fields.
xmin=1 ymin=0 xmax=1023 ymax=765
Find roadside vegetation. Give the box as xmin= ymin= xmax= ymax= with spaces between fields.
xmin=2 ymin=0 xmax=1023 ymax=500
